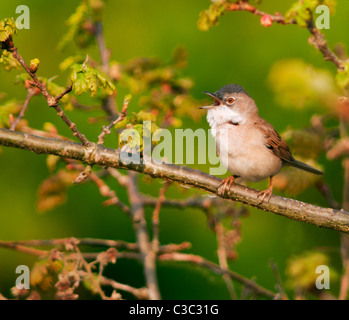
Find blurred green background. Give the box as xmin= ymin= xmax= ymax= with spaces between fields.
xmin=0 ymin=0 xmax=346 ymax=299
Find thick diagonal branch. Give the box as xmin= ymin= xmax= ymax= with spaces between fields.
xmin=1 ymin=128 xmax=349 ymax=233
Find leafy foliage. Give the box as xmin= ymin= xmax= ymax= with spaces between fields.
xmin=70 ymin=62 xmax=115 ymax=97
xmin=0 ymin=49 xmax=21 ymax=71
xmin=0 ymin=17 xmax=17 ymax=42
xmin=197 ymin=0 xmax=226 ymax=31
xmin=285 ymin=0 xmax=337 ymax=26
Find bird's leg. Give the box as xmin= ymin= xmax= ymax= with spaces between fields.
xmin=257 ymin=177 xmax=273 ymax=204
xmin=217 ymin=175 xmax=238 ymax=196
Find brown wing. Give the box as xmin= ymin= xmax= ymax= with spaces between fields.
xmin=255 ymin=118 xmax=295 ymax=164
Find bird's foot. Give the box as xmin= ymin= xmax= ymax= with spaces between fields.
xmin=217 ymin=176 xmax=236 ymax=196
xmin=257 ymin=186 xmax=273 ymax=204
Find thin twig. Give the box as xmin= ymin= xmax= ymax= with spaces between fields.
xmin=0 ymin=241 xmax=47 ymax=256
xmin=55 ymin=85 xmax=72 ymax=101
xmin=126 ymin=172 xmax=161 ymax=300
xmin=74 ymin=245 xmax=108 ymax=300
xmin=269 ymin=259 xmax=288 ymax=300
xmin=97 ymin=95 xmax=130 ymax=145
xmin=7 ymin=41 xmax=90 ymax=146
xmin=0 ymin=238 xmax=273 ymax=299
xmin=215 ymin=220 xmax=237 ymax=299
xmin=89 ymin=170 xmax=131 ymax=214
xmin=95 ymin=20 xmax=118 ymax=117
xmin=67 ymin=162 xmax=130 ymax=214
xmin=152 ymin=181 xmax=171 ymax=253
xmin=10 ymin=88 xmax=36 ymax=131
xmin=158 ymin=252 xmax=276 ymax=299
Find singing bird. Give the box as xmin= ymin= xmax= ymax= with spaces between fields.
xmin=200 ymin=84 xmax=323 ymax=203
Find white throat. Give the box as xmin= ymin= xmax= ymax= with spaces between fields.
xmin=206 ymin=105 xmax=245 ymax=130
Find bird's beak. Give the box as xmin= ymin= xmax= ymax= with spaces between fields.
xmin=199 ymin=91 xmax=222 ymax=109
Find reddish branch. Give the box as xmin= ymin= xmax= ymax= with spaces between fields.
xmin=1 ymin=128 xmax=349 ymax=233
xmin=5 ymin=38 xmax=90 ymax=146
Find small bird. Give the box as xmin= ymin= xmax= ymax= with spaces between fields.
xmin=200 ymin=84 xmax=323 ymax=203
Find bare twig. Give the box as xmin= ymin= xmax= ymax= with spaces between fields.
xmin=142 ymin=194 xmax=216 ymax=210
xmin=99 ymin=276 xmax=149 ymax=300
xmin=55 ymin=85 xmax=72 ymax=101
xmin=215 ymin=219 xmax=237 ymax=299
xmin=126 ymin=172 xmax=161 ymax=300
xmin=152 ymin=181 xmax=171 ymax=253
xmin=269 ymin=259 xmax=288 ymax=300
xmin=67 ymin=162 xmax=130 ymax=214
xmin=10 ymin=88 xmax=36 ymax=131
xmin=95 ymin=20 xmax=118 ymax=117
xmin=6 ymin=41 xmax=90 ymax=146
xmin=0 ymin=237 xmax=190 ymax=255
xmin=97 ymin=95 xmax=130 ymax=145
xmin=0 ymin=241 xmax=47 ymax=257
xmin=74 ymin=244 xmax=108 ymax=300
xmin=89 ymin=170 xmax=130 ymax=214
xmin=316 ymin=181 xmax=340 ymax=210
xmin=158 ymin=252 xmax=276 ymax=299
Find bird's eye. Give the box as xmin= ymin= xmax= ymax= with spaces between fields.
xmin=227 ymin=98 xmax=235 ymax=104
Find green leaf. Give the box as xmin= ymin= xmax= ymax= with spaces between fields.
xmin=197 ymin=2 xmax=225 ymax=31
xmin=69 ymin=63 xmax=115 ymax=97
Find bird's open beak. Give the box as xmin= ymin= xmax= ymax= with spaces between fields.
xmin=199 ymin=91 xmax=221 ymax=109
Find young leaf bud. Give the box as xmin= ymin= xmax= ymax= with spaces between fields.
xmin=29 ymin=58 xmax=40 ymax=73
